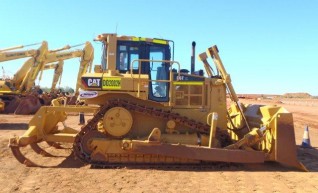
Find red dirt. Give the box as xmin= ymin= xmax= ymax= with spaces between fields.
xmin=0 ymin=98 xmax=317 ymax=193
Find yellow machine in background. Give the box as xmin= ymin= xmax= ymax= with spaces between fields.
xmin=40 ymin=61 xmax=64 ymax=92
xmin=0 ymin=41 xmax=48 ymax=92
xmin=0 ymin=42 xmax=45 ymax=62
xmin=36 ymin=41 xmax=94 ymax=94
xmin=9 ymin=33 xmax=306 ymax=171
xmin=0 ymin=42 xmax=48 ymax=113
xmin=0 ymin=41 xmax=93 ymax=113
xmin=0 ymin=99 xmax=4 ymax=111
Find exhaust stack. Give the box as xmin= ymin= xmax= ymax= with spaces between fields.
xmin=191 ymin=41 xmax=196 ymax=74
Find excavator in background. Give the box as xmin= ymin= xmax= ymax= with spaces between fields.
xmin=40 ymin=61 xmax=64 ymax=93
xmin=37 ymin=41 xmax=94 ymax=95
xmin=0 ymin=41 xmax=48 ymax=114
xmin=35 ymin=41 xmax=94 ymax=106
xmin=9 ymin=33 xmax=306 ymax=171
xmin=0 ymin=42 xmax=44 ymax=62
xmin=0 ymin=66 xmax=5 ymax=110
xmin=1 ymin=41 xmax=94 ymax=114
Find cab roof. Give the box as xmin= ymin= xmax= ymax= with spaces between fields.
xmin=94 ymin=33 xmax=169 ymax=45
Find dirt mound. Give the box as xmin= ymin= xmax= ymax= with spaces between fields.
xmin=283 ymin=92 xmax=312 ymax=98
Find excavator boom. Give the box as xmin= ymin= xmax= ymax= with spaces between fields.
xmin=0 ymin=42 xmax=46 ymax=62
xmin=39 ymin=61 xmax=64 ymax=92
xmin=38 ymin=41 xmax=94 ymax=94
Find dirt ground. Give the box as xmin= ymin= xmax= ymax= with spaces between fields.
xmin=0 ymin=99 xmax=318 ymax=193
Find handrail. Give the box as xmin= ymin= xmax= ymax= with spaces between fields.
xmin=130 ymin=59 xmax=181 ymax=106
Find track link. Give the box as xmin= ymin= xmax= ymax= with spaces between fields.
xmin=73 ymin=99 xmax=232 ymax=166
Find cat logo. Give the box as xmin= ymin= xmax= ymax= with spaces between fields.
xmin=87 ymin=78 xmax=101 ymax=87
xmin=82 ymin=77 xmax=102 ymax=88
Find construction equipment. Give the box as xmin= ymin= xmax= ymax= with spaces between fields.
xmin=0 ymin=99 xmax=4 ymax=111
xmin=0 ymin=42 xmax=43 ymax=61
xmin=40 ymin=61 xmax=64 ymax=92
xmin=36 ymin=41 xmax=94 ymax=106
xmin=9 ymin=33 xmax=306 ymax=171
xmin=0 ymin=41 xmax=48 ymax=89
xmin=0 ymin=41 xmax=93 ymax=114
xmin=0 ymin=41 xmax=48 ymax=114
xmin=37 ymin=41 xmax=94 ymax=95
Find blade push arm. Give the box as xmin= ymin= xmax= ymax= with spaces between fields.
xmin=206 ymin=45 xmax=251 ymax=131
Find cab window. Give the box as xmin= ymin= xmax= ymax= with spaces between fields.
xmin=149 ymin=46 xmax=168 ymax=98
xmin=116 ymin=45 xmax=139 ymax=72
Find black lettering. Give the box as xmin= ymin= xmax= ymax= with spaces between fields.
xmin=103 ymin=80 xmax=120 ymax=87
xmin=5 ymin=53 xmax=26 ymax=58
xmin=56 ymin=53 xmax=72 ymax=58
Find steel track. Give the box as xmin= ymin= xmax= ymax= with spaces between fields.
xmin=73 ymin=99 xmax=232 ymax=166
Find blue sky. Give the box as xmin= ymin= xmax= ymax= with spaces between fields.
xmin=1 ymin=0 xmax=317 ymax=95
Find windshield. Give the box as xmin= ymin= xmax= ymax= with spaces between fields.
xmin=149 ymin=46 xmax=168 ymax=98
xmin=101 ymin=42 xmax=107 ymax=70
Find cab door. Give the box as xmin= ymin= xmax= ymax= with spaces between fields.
xmin=147 ymin=44 xmax=171 ymax=102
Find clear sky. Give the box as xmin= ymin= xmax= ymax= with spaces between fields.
xmin=1 ymin=0 xmax=317 ymax=95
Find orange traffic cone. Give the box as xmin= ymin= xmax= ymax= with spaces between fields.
xmin=301 ymin=125 xmax=312 ymax=148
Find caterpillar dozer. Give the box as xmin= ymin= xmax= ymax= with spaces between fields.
xmin=9 ymin=33 xmax=306 ymax=171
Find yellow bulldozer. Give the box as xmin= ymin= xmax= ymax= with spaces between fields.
xmin=9 ymin=33 xmax=306 ymax=171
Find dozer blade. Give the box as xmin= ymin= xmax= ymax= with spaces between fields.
xmin=14 ymin=95 xmax=42 ymax=115
xmin=275 ymin=113 xmax=308 ymax=171
xmin=3 ymin=96 xmax=20 ymax=114
xmin=237 ymin=104 xmax=308 ymax=171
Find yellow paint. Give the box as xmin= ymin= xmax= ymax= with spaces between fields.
xmin=132 ymin=37 xmax=146 ymax=42
xmin=102 ymin=77 xmax=121 ymax=90
xmin=132 ymin=37 xmax=139 ymax=41
xmin=173 ymin=81 xmax=204 ymax=85
xmin=153 ymin=39 xmax=168 ymax=44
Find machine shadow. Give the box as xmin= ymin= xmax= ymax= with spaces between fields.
xmin=297 ymin=147 xmax=318 ymax=172
xmin=87 ymin=162 xmax=309 ymax=172
xmin=48 ymin=152 xmax=316 ymax=172
xmin=0 ymin=123 xmax=28 ymax=130
xmin=54 ymin=153 xmax=86 ymax=168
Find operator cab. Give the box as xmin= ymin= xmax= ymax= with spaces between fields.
xmin=115 ymin=40 xmax=171 ymax=102
xmin=99 ymin=34 xmax=172 ymax=103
